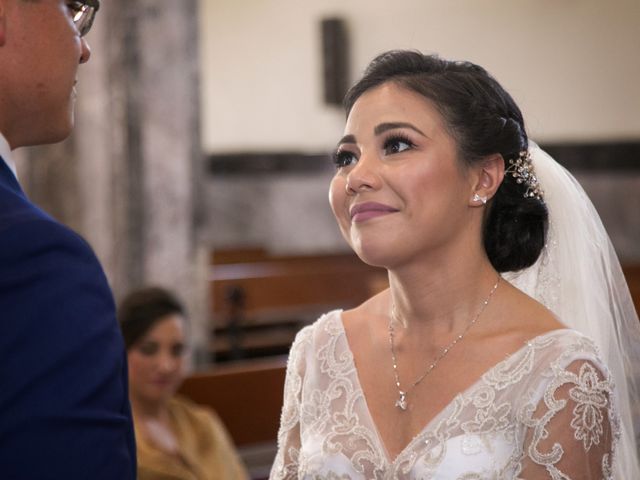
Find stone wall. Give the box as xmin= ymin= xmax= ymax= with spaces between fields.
xmin=202 ymin=150 xmax=640 ymax=264
xmin=15 ymin=0 xmax=209 ymax=359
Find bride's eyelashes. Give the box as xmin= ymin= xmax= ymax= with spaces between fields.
xmin=382 ymin=134 xmax=415 ymax=155
xmin=333 ymin=148 xmax=358 ymax=168
xmin=332 ymin=133 xmax=416 ymax=169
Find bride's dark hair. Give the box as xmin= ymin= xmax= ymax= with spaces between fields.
xmin=344 ymin=50 xmax=548 ymax=273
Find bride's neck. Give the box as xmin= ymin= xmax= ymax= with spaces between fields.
xmin=387 ymin=256 xmax=499 ymax=332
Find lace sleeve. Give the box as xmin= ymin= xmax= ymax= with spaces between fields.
xmin=518 ymin=359 xmax=619 ymax=479
xmin=269 ymin=327 xmax=311 ymax=480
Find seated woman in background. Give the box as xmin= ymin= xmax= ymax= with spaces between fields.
xmin=271 ymin=51 xmax=640 ymax=479
xmin=119 ymin=287 xmax=248 ymax=480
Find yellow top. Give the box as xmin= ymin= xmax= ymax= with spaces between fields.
xmin=135 ymin=395 xmax=248 ymax=480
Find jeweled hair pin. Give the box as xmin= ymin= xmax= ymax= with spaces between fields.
xmin=506 ymin=150 xmax=543 ymax=201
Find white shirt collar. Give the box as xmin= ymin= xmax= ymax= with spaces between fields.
xmin=0 ymin=132 xmax=18 ymax=180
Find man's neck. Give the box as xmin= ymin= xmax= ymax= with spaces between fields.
xmin=0 ymin=131 xmax=18 ymax=180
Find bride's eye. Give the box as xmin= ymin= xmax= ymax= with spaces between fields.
xmin=383 ymin=135 xmax=414 ymax=155
xmin=333 ymin=149 xmax=358 ymax=168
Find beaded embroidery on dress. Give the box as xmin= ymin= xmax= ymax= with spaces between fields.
xmin=271 ymin=310 xmax=619 ymax=480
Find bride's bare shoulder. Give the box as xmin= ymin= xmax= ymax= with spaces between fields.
xmin=341 ymin=289 xmax=390 ymax=330
xmin=497 ymin=280 xmax=566 ymax=340
xmin=342 ymin=289 xmax=389 ymax=322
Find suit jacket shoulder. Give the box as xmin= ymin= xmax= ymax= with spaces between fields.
xmin=0 ymin=168 xmax=136 ymax=479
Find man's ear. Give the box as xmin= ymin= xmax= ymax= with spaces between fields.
xmin=468 ymin=153 xmax=505 ymax=206
xmin=0 ymin=0 xmax=6 ymax=47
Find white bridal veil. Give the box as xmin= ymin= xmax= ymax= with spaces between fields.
xmin=503 ymin=143 xmax=640 ymax=477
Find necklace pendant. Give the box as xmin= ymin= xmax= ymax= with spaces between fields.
xmin=395 ymin=391 xmax=407 ymax=411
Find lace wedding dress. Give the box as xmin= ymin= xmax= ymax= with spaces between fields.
xmin=270 ymin=310 xmax=618 ymax=480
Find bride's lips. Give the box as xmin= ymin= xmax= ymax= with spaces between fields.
xmin=350 ymin=202 xmax=399 ymax=223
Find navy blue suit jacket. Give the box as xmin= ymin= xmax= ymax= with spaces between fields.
xmin=0 ymin=158 xmax=136 ymax=479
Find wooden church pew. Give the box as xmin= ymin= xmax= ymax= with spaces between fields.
xmin=177 ymin=357 xmax=287 ymax=478
xmin=209 ymin=248 xmax=387 ymax=361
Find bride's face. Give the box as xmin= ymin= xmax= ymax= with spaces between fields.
xmin=329 ymin=82 xmax=477 ymax=268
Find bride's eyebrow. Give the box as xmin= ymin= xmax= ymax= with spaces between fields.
xmin=336 ymin=122 xmax=427 ymax=148
xmin=336 ymin=134 xmax=356 ymax=147
xmin=374 ymin=122 xmax=427 ymax=137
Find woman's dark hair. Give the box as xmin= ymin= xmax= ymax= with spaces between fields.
xmin=118 ymin=286 xmax=186 ymax=350
xmin=344 ymin=50 xmax=548 ymax=272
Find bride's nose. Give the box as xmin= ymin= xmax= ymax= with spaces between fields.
xmin=345 ymin=153 xmax=382 ymax=194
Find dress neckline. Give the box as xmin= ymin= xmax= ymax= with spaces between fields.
xmin=332 ymin=309 xmax=573 ymax=466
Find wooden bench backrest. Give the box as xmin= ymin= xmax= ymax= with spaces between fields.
xmin=623 ymin=264 xmax=640 ymax=315
xmin=210 ymin=250 xmax=387 ymax=326
xmin=177 ymin=358 xmax=287 ymax=446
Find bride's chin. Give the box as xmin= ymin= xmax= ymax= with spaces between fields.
xmin=351 ymin=244 xmax=400 ymax=270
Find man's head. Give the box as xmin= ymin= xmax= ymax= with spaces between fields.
xmin=0 ymin=0 xmax=99 ymax=149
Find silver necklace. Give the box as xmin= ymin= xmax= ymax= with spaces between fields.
xmin=388 ymin=277 xmax=501 ymax=411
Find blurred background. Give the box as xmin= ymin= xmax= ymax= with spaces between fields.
xmin=14 ymin=0 xmax=640 ymax=475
